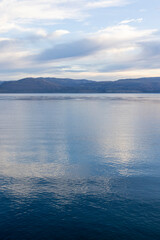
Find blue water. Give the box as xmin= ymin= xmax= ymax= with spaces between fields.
xmin=0 ymin=94 xmax=160 ymax=240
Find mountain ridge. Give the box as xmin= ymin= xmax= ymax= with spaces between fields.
xmin=1 ymin=77 xmax=160 ymax=93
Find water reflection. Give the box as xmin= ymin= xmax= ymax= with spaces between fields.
xmin=0 ymin=94 xmax=160 ymax=179
xmin=0 ymin=94 xmax=160 ymax=239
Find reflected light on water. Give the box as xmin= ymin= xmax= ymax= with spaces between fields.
xmin=0 ymin=94 xmax=160 ymax=240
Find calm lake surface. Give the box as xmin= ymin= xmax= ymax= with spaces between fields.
xmin=0 ymin=94 xmax=160 ymax=240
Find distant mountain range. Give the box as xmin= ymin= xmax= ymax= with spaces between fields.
xmin=0 ymin=77 xmax=160 ymax=93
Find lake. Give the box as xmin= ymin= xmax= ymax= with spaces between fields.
xmin=0 ymin=94 xmax=160 ymax=240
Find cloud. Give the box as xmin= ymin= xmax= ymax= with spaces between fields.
xmin=130 ymin=40 xmax=160 ymax=70
xmin=33 ymin=38 xmax=104 ymax=61
xmin=97 ymin=38 xmax=160 ymax=73
xmin=139 ymin=40 xmax=160 ymax=58
xmin=96 ymin=24 xmax=156 ymax=42
xmin=120 ymin=18 xmax=143 ymax=24
xmin=0 ymin=0 xmax=129 ymax=30
xmin=0 ymin=0 xmax=80 ymax=22
xmin=0 ymin=0 xmax=160 ymax=81
xmin=30 ymin=24 xmax=156 ymax=62
xmin=0 ymin=0 xmax=84 ymax=36
xmin=86 ymin=0 xmax=129 ymax=8
xmin=51 ymin=30 xmax=70 ymax=38
xmin=27 ymin=29 xmax=70 ymax=42
xmin=1 ymin=23 xmax=157 ymax=78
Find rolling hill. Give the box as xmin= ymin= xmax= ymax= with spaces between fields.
xmin=0 ymin=77 xmax=160 ymax=93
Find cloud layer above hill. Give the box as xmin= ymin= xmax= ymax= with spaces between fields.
xmin=0 ymin=0 xmax=160 ymax=80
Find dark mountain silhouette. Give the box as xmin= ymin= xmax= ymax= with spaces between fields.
xmin=0 ymin=77 xmax=160 ymax=93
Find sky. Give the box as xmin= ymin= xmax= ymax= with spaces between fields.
xmin=0 ymin=0 xmax=160 ymax=81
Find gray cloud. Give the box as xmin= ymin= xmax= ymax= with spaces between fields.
xmin=98 ymin=40 xmax=160 ymax=73
xmin=1 ymin=25 xmax=160 ymax=81
xmin=139 ymin=41 xmax=160 ymax=58
xmin=0 ymin=39 xmax=17 ymax=51
xmin=100 ymin=64 xmax=133 ymax=72
xmin=33 ymin=38 xmax=104 ymax=61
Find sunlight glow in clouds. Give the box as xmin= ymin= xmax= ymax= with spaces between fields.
xmin=0 ymin=0 xmax=160 ymax=80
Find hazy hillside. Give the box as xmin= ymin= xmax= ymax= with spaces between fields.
xmin=0 ymin=77 xmax=160 ymax=93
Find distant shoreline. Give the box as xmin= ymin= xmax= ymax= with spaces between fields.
xmin=0 ymin=77 xmax=160 ymax=93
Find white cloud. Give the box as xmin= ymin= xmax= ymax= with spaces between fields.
xmin=29 ymin=29 xmax=70 ymax=41
xmin=51 ymin=30 xmax=70 ymax=38
xmin=25 ymin=23 xmax=160 ymax=80
xmin=90 ymin=24 xmax=157 ymax=52
xmin=0 ymin=0 xmax=130 ymax=32
xmin=67 ymin=68 xmax=160 ymax=81
xmin=0 ymin=0 xmax=83 ymax=35
xmin=0 ymin=22 xmax=158 ymax=79
xmin=120 ymin=18 xmax=143 ymax=24
xmin=0 ymin=0 xmax=160 ymax=81
xmin=86 ymin=0 xmax=128 ymax=8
